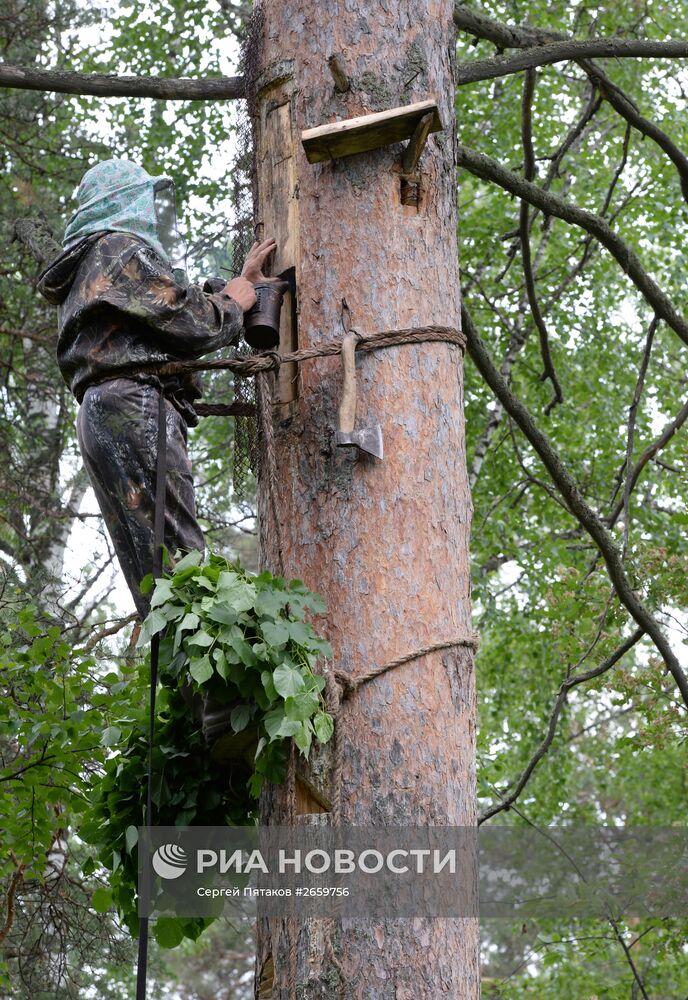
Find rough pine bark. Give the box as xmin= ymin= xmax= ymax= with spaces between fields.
xmin=251 ymin=1 xmax=478 ymax=995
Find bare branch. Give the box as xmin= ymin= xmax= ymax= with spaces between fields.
xmin=0 ymin=327 xmax=53 ymax=347
xmin=519 ymin=69 xmax=563 ymax=412
xmin=479 ymin=627 xmax=644 ymax=823
xmin=0 ymin=64 xmax=245 ymax=101
xmin=454 ymin=39 xmax=688 ymax=88
xmin=12 ymin=218 xmax=61 ymax=265
xmin=462 ymin=302 xmax=688 ymax=709
xmin=327 ymin=54 xmax=351 ymax=93
xmin=506 ymin=806 xmax=651 ymax=1000
xmin=453 ymin=4 xmax=688 ymax=202
xmin=456 ymin=142 xmax=688 ymax=349
xmin=453 ymin=3 xmax=560 ymax=49
xmin=541 ymin=84 xmax=602 ymax=190
xmin=466 ymin=89 xmax=605 ymax=483
xmin=608 ymin=918 xmax=651 ymax=1000
xmin=469 ymin=402 xmax=503 ymax=489
xmin=607 ymin=396 xmax=688 ymax=528
xmin=600 ymin=122 xmax=632 ymax=217
xmin=0 ymin=859 xmax=26 ymax=946
xmin=7 ymin=21 xmax=683 ymax=102
xmin=81 ymin=614 xmax=137 ymax=653
xmin=621 ymin=316 xmax=659 ymax=553
xmin=580 ymin=60 xmax=688 ymax=204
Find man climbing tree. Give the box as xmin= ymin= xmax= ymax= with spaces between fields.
xmin=37 ymin=157 xmax=276 ymax=614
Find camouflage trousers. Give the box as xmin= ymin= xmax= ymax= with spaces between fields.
xmin=76 ymin=377 xmax=204 ymax=617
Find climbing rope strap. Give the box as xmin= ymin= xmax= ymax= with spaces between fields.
xmin=287 ymin=631 xmax=479 ymax=1000
xmin=130 ymin=325 xmax=466 ymax=384
xmin=136 ymin=388 xmax=168 ymax=1000
xmin=316 ymin=634 xmax=480 ymax=996
xmin=333 ymin=636 xmax=479 ymax=699
xmin=255 ymin=369 xmax=285 ymax=576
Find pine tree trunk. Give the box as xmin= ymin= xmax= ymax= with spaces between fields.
xmin=251 ymin=1 xmax=478 ymax=995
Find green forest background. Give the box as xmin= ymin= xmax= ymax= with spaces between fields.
xmin=1 ymin=0 xmax=687 ymax=996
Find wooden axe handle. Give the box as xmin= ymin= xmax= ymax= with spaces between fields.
xmin=337 ymin=331 xmax=358 ymax=434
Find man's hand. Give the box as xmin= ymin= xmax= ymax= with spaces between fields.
xmin=241 ymin=238 xmax=277 ymax=284
xmin=224 ymin=276 xmax=257 ymax=312
xmin=221 ymin=238 xmax=277 ymax=312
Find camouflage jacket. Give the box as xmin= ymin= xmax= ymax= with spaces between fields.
xmin=37 ymin=231 xmax=244 ymax=423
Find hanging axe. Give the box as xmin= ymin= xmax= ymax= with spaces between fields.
xmin=335 ymin=329 xmax=384 ymax=460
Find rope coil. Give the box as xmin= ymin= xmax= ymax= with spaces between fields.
xmin=255 ymin=369 xmax=284 ymax=575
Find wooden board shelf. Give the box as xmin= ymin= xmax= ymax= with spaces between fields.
xmin=301 ymin=98 xmax=442 ymax=163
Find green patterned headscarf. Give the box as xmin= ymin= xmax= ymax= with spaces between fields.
xmin=63 ymin=158 xmax=172 ymax=262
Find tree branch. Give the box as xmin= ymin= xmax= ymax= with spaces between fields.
xmin=0 ymin=64 xmax=245 ymax=101
xmin=4 ymin=34 xmax=688 ymax=101
xmin=456 ymin=142 xmax=688 ymax=349
xmin=453 ymin=4 xmax=688 ymax=203
xmin=541 ymin=84 xmax=602 ymax=191
xmin=454 ymin=3 xmax=560 ymax=49
xmin=12 ymin=218 xmax=62 ymax=265
xmin=580 ymin=60 xmax=688 ymax=205
xmin=0 ymin=859 xmax=26 ymax=946
xmin=462 ymin=302 xmax=688 ymax=709
xmin=466 ymin=89 xmax=604 ymax=483
xmin=0 ymin=327 xmax=54 ymax=347
xmin=608 ymin=916 xmax=651 ymax=1000
xmin=607 ymin=396 xmax=688 ymax=528
xmin=80 ymin=613 xmax=137 ymax=653
xmin=506 ymin=806 xmax=651 ymax=1000
xmin=478 ymin=627 xmax=644 ymax=823
xmin=519 ymin=69 xmax=563 ymax=412
xmin=469 ymin=401 xmax=503 ymax=489
xmin=454 ymin=39 xmax=688 ymax=88
xmin=621 ymin=316 xmax=658 ymax=553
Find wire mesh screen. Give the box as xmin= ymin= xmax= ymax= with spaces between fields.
xmin=183 ymin=115 xmax=258 ymax=496
xmin=230 ymin=6 xmax=265 ymax=498
xmin=229 ymin=94 xmax=258 ymax=498
xmin=187 ymin=9 xmax=264 ymax=499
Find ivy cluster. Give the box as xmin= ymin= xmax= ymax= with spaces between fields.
xmin=81 ymin=552 xmax=334 ymax=945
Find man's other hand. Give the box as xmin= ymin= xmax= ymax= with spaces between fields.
xmin=241 ymin=238 xmax=277 ymax=284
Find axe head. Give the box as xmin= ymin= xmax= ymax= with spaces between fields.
xmin=335 ymin=423 xmax=384 ymax=460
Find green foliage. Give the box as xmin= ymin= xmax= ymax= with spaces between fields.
xmin=79 ymin=553 xmax=333 ymax=946
xmin=0 ymin=0 xmax=253 ymax=994
xmin=0 ymin=604 xmax=137 ymax=877
xmin=154 ymin=914 xmax=253 ymax=998
xmin=0 ymin=599 xmax=148 ymax=996
xmin=3 ymin=0 xmax=688 ymax=992
xmin=458 ymin=0 xmax=688 ymax=991
xmin=70 ymin=0 xmax=244 ymax=259
xmin=142 ymin=551 xmax=334 ymax=792
xmin=80 ymin=678 xmax=246 ymax=946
